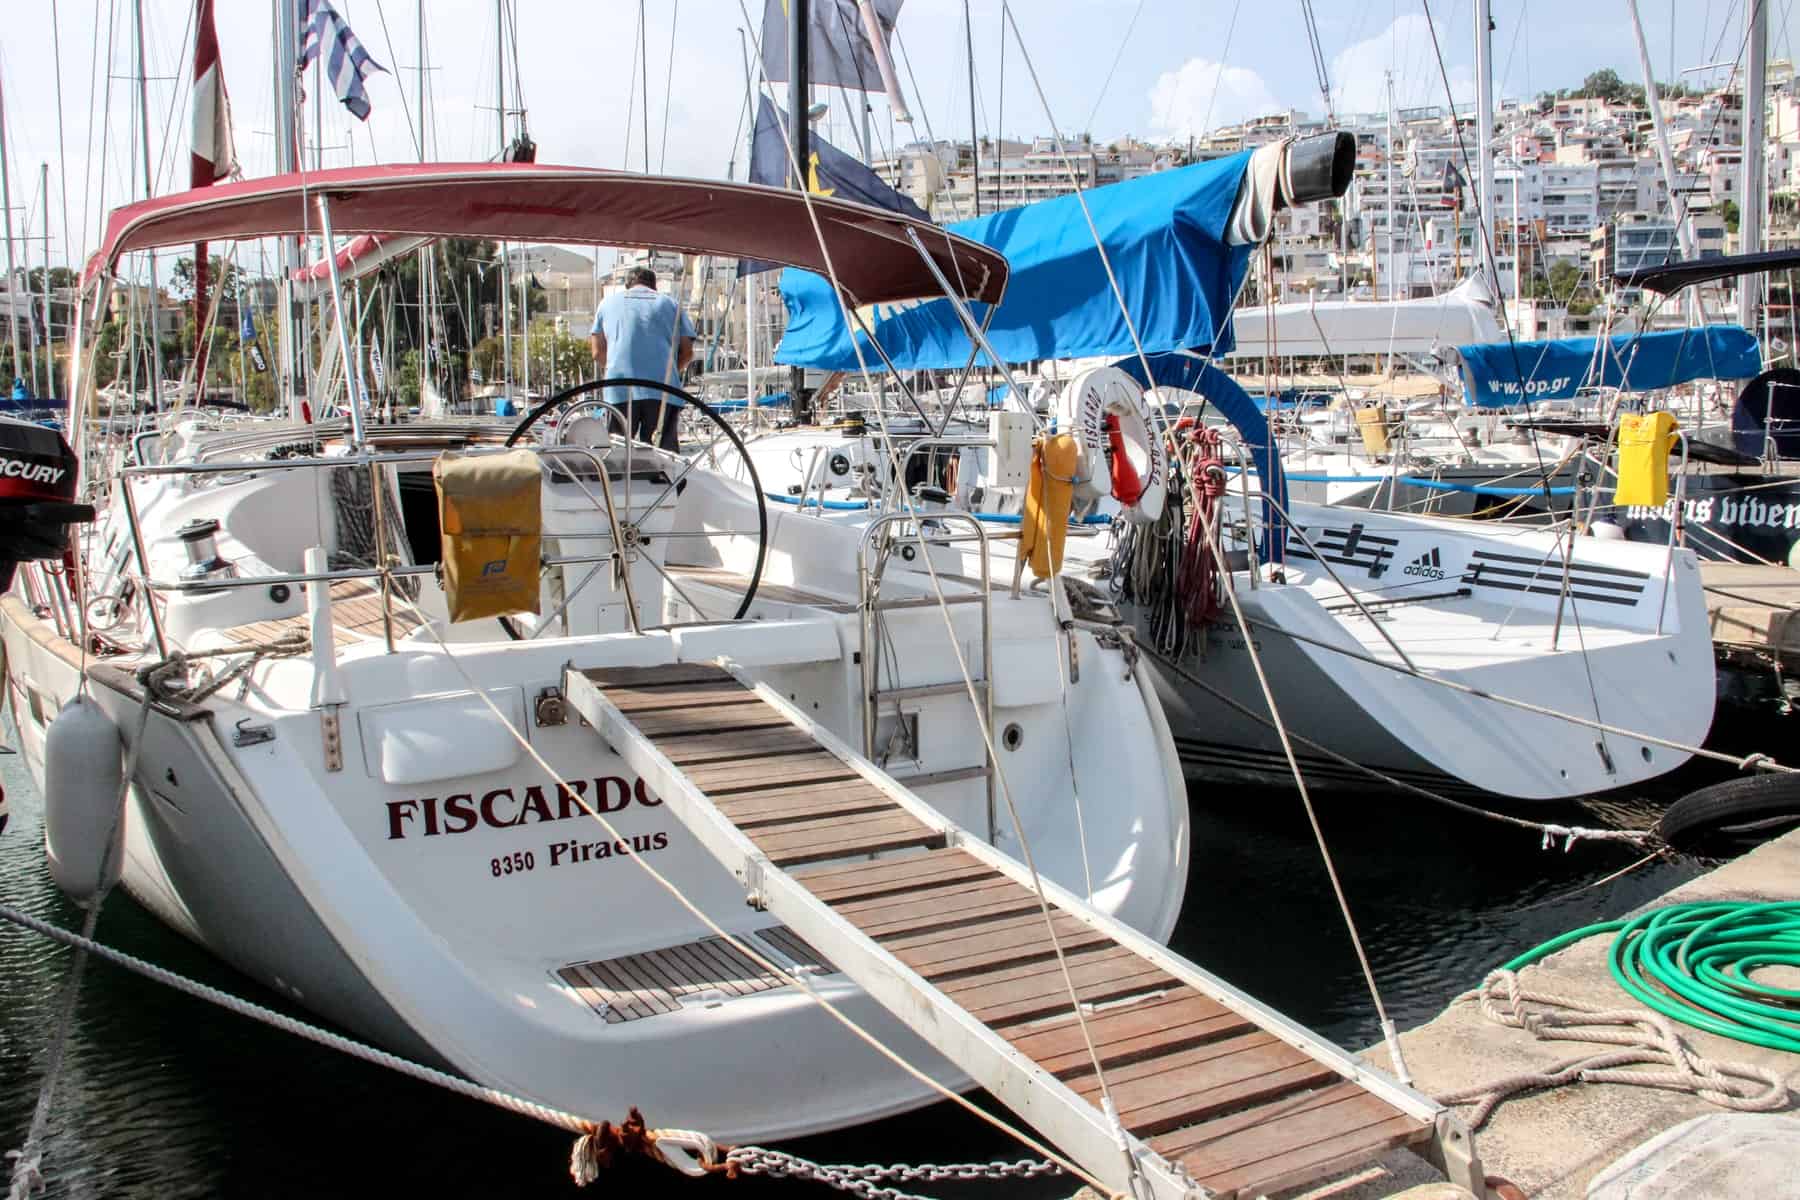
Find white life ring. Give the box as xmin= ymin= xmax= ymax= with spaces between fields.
xmin=1060 ymin=366 xmax=1168 ymax=523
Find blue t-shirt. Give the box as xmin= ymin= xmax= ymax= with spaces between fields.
xmin=591 ymin=285 xmax=696 ymax=405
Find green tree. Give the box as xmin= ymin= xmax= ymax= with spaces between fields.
xmin=168 ymin=256 xmax=243 ymax=304
xmin=1721 ymin=198 xmax=1741 ymax=235
xmin=1580 ymin=69 xmax=1627 ymax=101
xmin=526 ymin=320 xmax=592 ymax=391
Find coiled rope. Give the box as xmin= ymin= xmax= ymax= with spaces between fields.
xmin=1506 ymin=901 xmax=1800 ymax=1054
xmin=1437 ymin=901 xmax=1800 ymax=1128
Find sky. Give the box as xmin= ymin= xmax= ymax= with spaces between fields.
xmin=1 ymin=0 xmax=1795 ymax=273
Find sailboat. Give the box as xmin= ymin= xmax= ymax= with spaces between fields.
xmin=0 ymin=0 xmax=1197 ymax=1148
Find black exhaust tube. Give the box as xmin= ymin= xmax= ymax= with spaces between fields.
xmin=1281 ymin=131 xmax=1357 ymax=206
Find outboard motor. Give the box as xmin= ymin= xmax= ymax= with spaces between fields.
xmin=0 ymin=416 xmax=93 ymax=592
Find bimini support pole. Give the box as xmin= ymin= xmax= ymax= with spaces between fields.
xmin=315 ymin=194 xmax=369 ymax=448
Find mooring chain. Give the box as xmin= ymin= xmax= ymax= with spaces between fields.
xmin=724 ymin=1146 xmax=1064 ymax=1200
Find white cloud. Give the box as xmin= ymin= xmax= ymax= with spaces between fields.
xmin=1329 ymin=14 xmax=1473 ymax=117
xmin=1147 ymin=58 xmax=1283 ymax=139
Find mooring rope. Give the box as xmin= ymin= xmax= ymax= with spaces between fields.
xmin=1438 ymin=968 xmax=1789 ymax=1129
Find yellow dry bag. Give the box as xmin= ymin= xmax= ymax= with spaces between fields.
xmin=1019 ymin=434 xmax=1079 ymax=580
xmin=434 ymin=448 xmax=542 ymax=623
xmin=1613 ymin=411 xmax=1679 ymax=508
xmin=1355 ymin=404 xmax=1391 ymax=457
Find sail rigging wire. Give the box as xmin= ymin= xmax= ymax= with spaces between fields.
xmin=369 ymin=0 xmax=421 ymax=159
xmin=735 ymin=7 xmax=1137 ymax=1168
xmin=1081 ymin=0 xmax=1146 ymax=141
xmin=48 ymin=0 xmax=74 ymax=284
xmin=659 ymin=0 xmax=680 ymax=174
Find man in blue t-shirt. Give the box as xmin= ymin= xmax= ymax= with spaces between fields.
xmin=589 ymin=266 xmax=696 ymax=450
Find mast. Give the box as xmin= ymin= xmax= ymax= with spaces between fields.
xmin=0 ymin=66 xmax=21 ymax=386
xmin=1628 ymin=0 xmax=1695 ymax=259
xmin=1385 ymin=72 xmax=1396 ymax=301
xmin=740 ymin=26 xmax=757 ymax=413
xmin=1474 ymin=0 xmax=1496 ymax=298
xmin=964 ymin=0 xmax=979 ymax=218
xmin=1742 ymin=0 xmax=1768 ymax=335
xmin=496 ymin=0 xmax=512 ymax=399
xmin=133 ymin=0 xmax=163 ymax=407
xmin=274 ymin=0 xmax=302 ymax=416
xmin=415 ymin=0 xmax=432 ymax=407
xmin=788 ymin=0 xmax=810 ymax=421
xmin=39 ymin=163 xmax=51 ymax=399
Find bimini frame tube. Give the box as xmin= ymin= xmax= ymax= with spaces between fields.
xmin=315 ymin=193 xmax=369 ymax=448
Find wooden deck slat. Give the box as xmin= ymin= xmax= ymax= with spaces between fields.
xmin=631 ymin=701 xmax=796 ymax=738
xmin=1007 ymin=992 xmax=1253 ymax=1082
xmin=754 ymin=813 xmax=944 ymax=866
xmin=605 ymin=680 xmax=756 ymax=714
xmin=1006 ymin=989 xmax=1227 ymax=1054
xmin=716 ymin=780 xmax=893 ymax=826
xmin=1166 ymin=1089 xmax=1426 ymax=1198
xmin=830 ymin=874 xmax=1028 ymax=924
xmin=965 ymin=963 xmax=1177 ymax=1030
xmin=684 ymin=751 xmax=861 ymax=794
xmin=846 ymin=885 xmax=1043 ymax=940
xmin=659 ymin=726 xmax=824 ymax=767
xmin=748 ymin=809 xmax=929 ymax=852
xmin=585 ymin=663 xmax=733 ymax=687
xmin=796 ymin=849 xmax=995 ymax=904
xmin=890 ymin=912 xmax=1113 ymax=979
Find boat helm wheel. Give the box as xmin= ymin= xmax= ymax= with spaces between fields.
xmin=1061 ymin=366 xmax=1168 ymax=523
xmin=502 ymin=376 xmax=769 ymax=635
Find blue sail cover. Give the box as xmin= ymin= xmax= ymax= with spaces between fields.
xmin=1456 ymin=325 xmax=1762 ymax=408
xmin=774 ymin=151 xmax=1255 ymax=370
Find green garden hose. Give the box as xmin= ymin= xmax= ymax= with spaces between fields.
xmin=1501 ymin=901 xmax=1800 ymax=1055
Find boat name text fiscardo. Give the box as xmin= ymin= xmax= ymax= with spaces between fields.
xmin=386 ymin=776 xmax=661 ymax=840
xmin=0 ymin=455 xmax=68 ymax=486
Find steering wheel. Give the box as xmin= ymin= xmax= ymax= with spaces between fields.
xmin=501 ymin=376 xmax=770 ymax=634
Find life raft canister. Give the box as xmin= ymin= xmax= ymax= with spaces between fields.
xmin=1059 ymin=366 xmax=1167 ymax=523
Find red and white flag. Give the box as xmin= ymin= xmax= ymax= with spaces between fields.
xmin=190 ymin=0 xmax=237 ymax=187
xmin=190 ymin=0 xmax=236 ymax=394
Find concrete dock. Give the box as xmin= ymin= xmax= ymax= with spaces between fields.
xmin=1338 ymin=828 xmax=1800 ymax=1199
xmin=1700 ymin=561 xmax=1800 ymax=660
xmin=1070 ymin=829 xmax=1800 ymax=1199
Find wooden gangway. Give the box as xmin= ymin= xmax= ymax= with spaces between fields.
xmin=563 ymin=662 xmax=1480 ymax=1199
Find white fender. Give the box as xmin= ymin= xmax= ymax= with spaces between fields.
xmin=43 ymin=695 xmax=125 ymax=904
xmin=1059 ymin=366 xmax=1168 ymax=523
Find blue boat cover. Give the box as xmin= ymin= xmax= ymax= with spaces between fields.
xmin=1456 ymin=325 xmax=1762 ymax=408
xmin=775 ymin=152 xmax=1256 ymax=370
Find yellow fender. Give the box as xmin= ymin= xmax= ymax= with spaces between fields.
xmin=1019 ymin=433 xmax=1079 ymax=580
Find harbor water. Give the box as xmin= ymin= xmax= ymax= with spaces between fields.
xmin=3 ymin=706 xmax=1760 ymax=1198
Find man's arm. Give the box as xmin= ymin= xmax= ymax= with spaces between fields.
xmin=676 ymin=335 xmax=695 ymax=372
xmin=589 ymin=329 xmax=606 ymax=371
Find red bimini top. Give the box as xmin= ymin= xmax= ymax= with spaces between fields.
xmin=86 ymin=162 xmax=1008 ymax=308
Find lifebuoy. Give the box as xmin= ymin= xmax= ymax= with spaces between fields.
xmin=1060 ymin=366 xmax=1167 ymax=523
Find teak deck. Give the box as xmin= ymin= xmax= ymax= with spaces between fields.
xmin=225 ymin=579 xmax=423 ymax=649
xmin=565 ymin=663 xmax=1464 ymax=1199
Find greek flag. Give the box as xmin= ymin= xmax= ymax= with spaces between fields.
xmin=298 ymin=0 xmax=386 ymax=121
xmin=239 ymin=301 xmax=257 ymax=344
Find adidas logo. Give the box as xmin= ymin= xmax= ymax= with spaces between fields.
xmin=1403 ymin=548 xmax=1447 ymax=580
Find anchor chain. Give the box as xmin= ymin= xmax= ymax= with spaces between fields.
xmin=723 ymin=1146 xmax=1064 ymax=1199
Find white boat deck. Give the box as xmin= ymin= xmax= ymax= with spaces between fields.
xmin=1303 ymin=585 xmax=1667 ymax=672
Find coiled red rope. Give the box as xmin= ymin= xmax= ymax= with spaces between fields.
xmin=1178 ymin=427 xmax=1227 ymax=627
